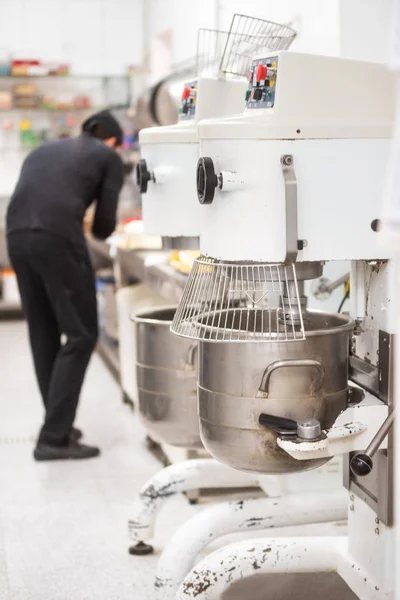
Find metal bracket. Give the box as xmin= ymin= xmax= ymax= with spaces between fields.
xmin=344 ymin=331 xmax=394 ymax=525
xmin=280 ymin=154 xmax=298 ymax=263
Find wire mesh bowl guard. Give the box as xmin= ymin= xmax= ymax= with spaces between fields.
xmin=196 ymin=29 xmax=230 ymax=77
xmin=220 ymin=14 xmax=297 ymax=77
xmin=171 ymin=256 xmax=305 ymax=343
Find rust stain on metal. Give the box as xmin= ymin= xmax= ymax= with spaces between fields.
xmin=143 ymin=478 xmax=185 ymax=502
xmin=245 ymin=517 xmax=265 ymax=527
xmin=182 ymin=569 xmax=214 ymax=597
xmin=252 ymin=548 xmax=273 ymax=570
xmin=154 ymin=577 xmax=167 ymax=589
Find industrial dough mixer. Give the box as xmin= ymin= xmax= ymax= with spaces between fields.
xmin=136 ymin=19 xmax=296 ymax=250
xmin=171 ymin=51 xmax=396 ymax=599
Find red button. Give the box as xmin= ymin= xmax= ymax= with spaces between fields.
xmin=256 ymin=64 xmax=267 ymax=82
xmin=182 ymin=87 xmax=191 ymax=100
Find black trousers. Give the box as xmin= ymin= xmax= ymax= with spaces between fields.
xmin=7 ymin=230 xmax=98 ymax=445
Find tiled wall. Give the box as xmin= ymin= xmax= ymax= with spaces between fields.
xmin=1 ymin=0 xmax=144 ymax=75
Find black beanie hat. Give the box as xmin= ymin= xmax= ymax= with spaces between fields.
xmin=82 ymin=110 xmax=123 ymax=146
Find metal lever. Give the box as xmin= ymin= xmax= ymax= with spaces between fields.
xmin=280 ymin=154 xmax=298 ymax=263
xmin=259 ymin=413 xmax=322 ymax=440
xmin=350 ymin=411 xmax=395 ymax=477
xmin=259 ymin=413 xmax=298 ymax=436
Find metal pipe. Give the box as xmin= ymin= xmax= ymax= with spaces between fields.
xmin=366 ymin=410 xmax=395 ymax=457
xmin=325 ymin=272 xmax=350 ymax=293
xmin=350 ymin=261 xmax=366 ymax=321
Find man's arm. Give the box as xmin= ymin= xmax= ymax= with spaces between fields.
xmin=92 ymin=152 xmax=124 ymax=240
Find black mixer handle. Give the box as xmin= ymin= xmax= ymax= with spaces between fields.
xmin=136 ymin=159 xmax=152 ymax=194
xmin=350 ymin=410 xmax=395 ymax=477
xmin=259 ymin=413 xmax=298 ymax=436
xmin=196 ymin=157 xmax=219 ymax=205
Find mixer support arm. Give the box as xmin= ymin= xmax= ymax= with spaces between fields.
xmin=128 ymin=458 xmax=259 ymax=548
xmin=175 ymin=537 xmax=348 ymax=600
xmin=277 ymin=398 xmax=388 ymax=461
xmin=280 ymin=154 xmax=298 ymax=262
xmin=155 ymin=490 xmax=348 ymax=600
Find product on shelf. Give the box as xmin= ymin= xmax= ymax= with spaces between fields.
xmin=0 ymin=91 xmax=12 ymax=109
xmin=14 ymin=84 xmax=39 ymax=108
xmin=10 ymin=59 xmax=71 ymax=77
xmin=11 ymin=59 xmax=41 ymax=76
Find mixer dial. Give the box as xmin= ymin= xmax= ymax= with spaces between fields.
xmin=196 ymin=157 xmax=219 ymax=204
xmin=136 ymin=159 xmax=152 ymax=194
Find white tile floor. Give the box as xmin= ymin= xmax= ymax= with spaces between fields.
xmin=0 ymin=321 xmax=197 ymax=600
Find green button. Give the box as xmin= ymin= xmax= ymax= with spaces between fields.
xmin=245 ymin=89 xmax=251 ymax=101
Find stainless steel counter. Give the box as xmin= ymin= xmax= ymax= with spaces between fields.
xmin=116 ymin=248 xmax=188 ymax=303
xmin=86 ymin=236 xmax=113 ymax=271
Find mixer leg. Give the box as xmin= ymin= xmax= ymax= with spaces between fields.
xmin=145 ymin=435 xmax=159 ymax=450
xmin=154 ymin=490 xmax=348 ymax=600
xmin=186 ymin=489 xmax=200 ymax=505
xmin=175 ymin=536 xmax=346 ymax=600
xmin=122 ymin=391 xmax=134 ymax=410
xmin=129 ymin=541 xmax=154 ymax=556
xmin=128 ymin=459 xmax=259 ymax=551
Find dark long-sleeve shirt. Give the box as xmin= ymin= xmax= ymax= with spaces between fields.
xmin=6 ymin=132 xmax=124 ymax=249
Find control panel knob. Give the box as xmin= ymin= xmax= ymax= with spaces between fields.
xmin=256 ymin=63 xmax=267 ymax=82
xmin=197 ymin=157 xmax=218 ymax=205
xmin=350 ymin=454 xmax=373 ymax=477
xmin=182 ymin=86 xmax=191 ymax=100
xmin=253 ymin=88 xmax=263 ymax=101
xmin=136 ymin=159 xmax=151 ymax=194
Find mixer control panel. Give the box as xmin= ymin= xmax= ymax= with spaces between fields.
xmin=179 ymin=80 xmax=197 ymax=120
xmin=246 ymin=57 xmax=278 ymax=109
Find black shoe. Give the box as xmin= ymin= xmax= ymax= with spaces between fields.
xmin=70 ymin=427 xmax=83 ymax=441
xmin=33 ymin=440 xmax=100 ymax=461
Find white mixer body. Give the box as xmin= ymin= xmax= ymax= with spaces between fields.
xmin=138 ymin=77 xmax=247 ymax=239
xmin=197 ymin=52 xmax=395 ymax=262
xmin=198 ymin=137 xmax=390 ymax=262
xmin=140 ymin=137 xmax=200 ymax=237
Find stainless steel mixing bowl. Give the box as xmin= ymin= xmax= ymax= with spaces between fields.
xmin=133 ymin=306 xmax=202 ymax=449
xmin=197 ymin=309 xmax=354 ymax=473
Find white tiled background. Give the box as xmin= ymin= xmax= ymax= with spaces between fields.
xmin=1 ymin=0 xmax=394 ymax=77
xmin=1 ymin=0 xmax=144 ymax=75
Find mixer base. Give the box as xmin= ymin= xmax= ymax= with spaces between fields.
xmin=175 ymin=536 xmax=391 ymax=600
xmin=155 ymin=490 xmax=348 ymax=600
xmin=175 ymin=495 xmax=393 ymax=599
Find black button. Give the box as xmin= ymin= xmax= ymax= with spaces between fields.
xmin=253 ymin=88 xmax=263 ymax=101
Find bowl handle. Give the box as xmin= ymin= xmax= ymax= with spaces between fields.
xmin=258 ymin=358 xmax=325 ymax=397
xmin=185 ymin=343 xmax=198 ymax=368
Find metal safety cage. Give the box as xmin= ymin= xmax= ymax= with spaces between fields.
xmin=196 ymin=28 xmax=230 ymax=77
xmin=170 ymin=256 xmax=305 ymax=343
xmin=219 ymin=14 xmax=297 ymax=77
